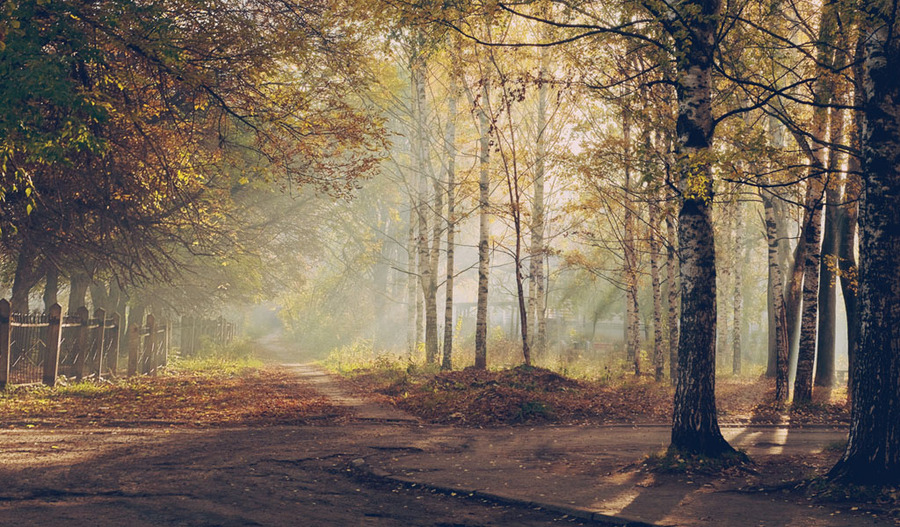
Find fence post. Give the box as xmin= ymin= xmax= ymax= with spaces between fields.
xmin=143 ymin=314 xmax=156 ymax=375
xmin=74 ymin=306 xmax=89 ymax=381
xmin=93 ymin=308 xmax=106 ymax=378
xmin=108 ymin=313 xmax=121 ymax=377
xmin=0 ymin=300 xmax=10 ymax=389
xmin=127 ymin=322 xmax=140 ymax=377
xmin=43 ymin=303 xmax=62 ymax=387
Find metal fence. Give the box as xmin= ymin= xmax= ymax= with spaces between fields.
xmin=179 ymin=316 xmax=235 ymax=356
xmin=0 ymin=299 xmax=164 ymax=387
xmin=9 ymin=312 xmax=49 ymax=385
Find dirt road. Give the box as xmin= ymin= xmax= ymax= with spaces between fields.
xmin=0 ymin=423 xmax=609 ymax=526
xmin=0 ymin=360 xmax=888 ymax=526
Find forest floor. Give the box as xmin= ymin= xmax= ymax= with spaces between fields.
xmin=0 ymin=338 xmax=893 ymax=526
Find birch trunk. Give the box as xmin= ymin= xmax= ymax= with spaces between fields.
xmin=718 ymin=200 xmax=734 ymax=366
xmin=529 ymin=45 xmax=549 ymax=358
xmin=666 ymin=214 xmax=680 ymax=382
xmin=763 ymin=192 xmax=790 ymax=402
xmin=839 ymin=33 xmax=864 ymax=397
xmin=815 ymin=106 xmax=845 ymax=389
xmin=474 ymin=77 xmax=491 ymax=370
xmin=622 ymin=109 xmax=640 ymax=375
xmin=650 ymin=201 xmax=665 ymax=381
xmin=830 ymin=3 xmax=900 ymax=482
xmin=410 ymin=49 xmax=439 ymax=365
xmin=793 ymin=13 xmax=838 ymax=403
xmin=406 ymin=197 xmax=418 ymax=358
xmin=441 ymin=63 xmax=459 ymax=371
xmin=793 ymin=183 xmax=824 ymax=403
xmin=668 ymin=0 xmax=735 ymax=457
xmin=732 ymin=203 xmax=743 ymax=376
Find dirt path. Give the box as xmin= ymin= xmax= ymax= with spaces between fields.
xmin=0 ymin=355 xmax=888 ymax=526
xmin=289 ymin=363 xmax=890 ymax=527
xmin=0 ymin=425 xmax=608 ymax=526
xmin=283 ymin=363 xmax=418 ymax=423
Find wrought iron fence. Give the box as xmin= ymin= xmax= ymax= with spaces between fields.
xmin=0 ymin=299 xmax=164 ymax=387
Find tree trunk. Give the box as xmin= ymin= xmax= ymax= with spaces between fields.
xmin=838 ymin=29 xmax=864 ymax=399
xmin=764 ymin=116 xmax=789 ymax=378
xmin=766 ymin=267 xmax=776 ymax=376
xmin=793 ymin=188 xmax=824 ymax=403
xmin=114 ymin=283 xmax=128 ymax=347
xmin=718 ymin=200 xmax=733 ymax=368
xmin=411 ymin=47 xmax=438 ymax=365
xmin=622 ymin=109 xmax=640 ymax=375
xmin=732 ymin=203 xmax=743 ymax=376
xmin=650 ymin=201 xmax=665 ymax=381
xmin=126 ymin=303 xmax=145 ymax=339
xmin=830 ymin=5 xmax=900 ymax=483
xmin=815 ymin=112 xmax=845 ymax=389
xmin=529 ymin=44 xmax=549 ymax=358
xmin=11 ymin=247 xmax=41 ymax=314
xmin=89 ymin=281 xmax=110 ymax=313
xmin=793 ymin=0 xmax=841 ymax=403
xmin=407 ymin=196 xmax=418 ymax=358
xmin=372 ymin=208 xmax=392 ymax=351
xmin=666 ymin=213 xmax=679 ymax=382
xmin=668 ymin=0 xmax=735 ymax=457
xmin=763 ymin=192 xmax=790 ymax=402
xmin=43 ymin=265 xmax=59 ymax=314
xmin=67 ymin=272 xmax=90 ymax=314
xmin=474 ymin=76 xmax=491 ymax=370
xmin=441 ymin=61 xmax=459 ymax=371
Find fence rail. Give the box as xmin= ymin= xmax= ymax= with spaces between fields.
xmin=179 ymin=316 xmax=235 ymax=356
xmin=0 ymin=299 xmax=169 ymax=388
xmin=0 ymin=299 xmax=238 ymax=388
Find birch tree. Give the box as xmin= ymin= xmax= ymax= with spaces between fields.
xmin=829 ymin=0 xmax=900 ymax=484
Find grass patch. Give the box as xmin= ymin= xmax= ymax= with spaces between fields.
xmin=171 ymin=355 xmax=263 ymax=376
xmin=321 ymin=340 xmax=410 ymax=376
xmin=167 ymin=336 xmax=265 ymax=376
xmin=56 ymin=382 xmax=115 ymax=397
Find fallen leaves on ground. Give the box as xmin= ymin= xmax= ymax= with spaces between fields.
xmin=0 ymin=366 xmax=345 ymax=428
xmin=342 ymin=366 xmax=850 ymax=427
xmin=344 ymin=365 xmax=672 ymax=426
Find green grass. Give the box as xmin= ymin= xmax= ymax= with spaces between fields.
xmin=170 ymin=337 xmax=263 ymax=375
xmin=56 ymin=382 xmax=115 ymax=397
xmin=321 ymin=339 xmax=409 ymax=375
xmin=171 ymin=355 xmax=263 ymax=376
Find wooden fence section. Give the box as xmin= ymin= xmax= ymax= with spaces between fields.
xmin=179 ymin=316 xmax=235 ymax=356
xmin=0 ymin=299 xmax=168 ymax=387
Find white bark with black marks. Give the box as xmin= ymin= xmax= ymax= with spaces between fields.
xmin=830 ymin=3 xmax=900 ymax=483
